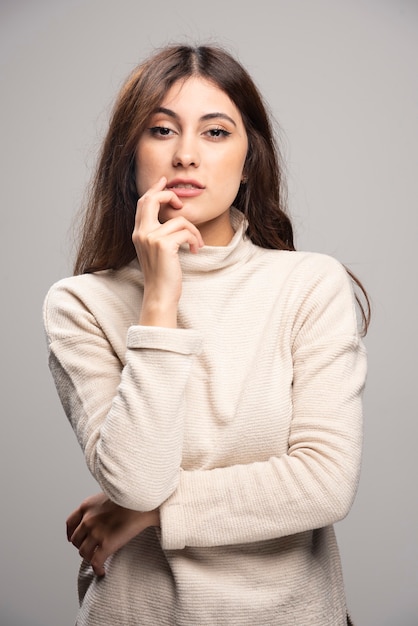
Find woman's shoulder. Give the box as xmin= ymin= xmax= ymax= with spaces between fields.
xmin=258 ymin=248 xmax=348 ymax=280
xmin=253 ymin=248 xmax=356 ymax=311
xmin=46 ymin=261 xmax=140 ymax=299
xmin=43 ymin=261 xmax=142 ymax=325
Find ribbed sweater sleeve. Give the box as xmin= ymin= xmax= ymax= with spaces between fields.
xmin=159 ymin=256 xmax=367 ymax=549
xmin=43 ymin=284 xmax=202 ymax=510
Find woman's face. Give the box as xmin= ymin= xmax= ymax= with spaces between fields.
xmin=135 ymin=77 xmax=248 ymax=245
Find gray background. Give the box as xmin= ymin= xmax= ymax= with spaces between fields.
xmin=1 ymin=0 xmax=417 ymax=624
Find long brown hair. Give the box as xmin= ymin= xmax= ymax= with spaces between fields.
xmin=74 ymin=44 xmax=370 ymax=334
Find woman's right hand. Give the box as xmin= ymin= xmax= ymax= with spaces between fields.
xmin=132 ymin=176 xmax=204 ymax=327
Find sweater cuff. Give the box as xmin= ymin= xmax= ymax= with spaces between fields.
xmin=160 ymin=499 xmax=187 ymax=550
xmin=127 ymin=326 xmax=202 ymax=354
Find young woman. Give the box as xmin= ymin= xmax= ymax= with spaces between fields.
xmin=43 ymin=44 xmax=369 ymax=625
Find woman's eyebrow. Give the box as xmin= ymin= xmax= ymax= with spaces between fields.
xmin=201 ymin=112 xmax=237 ymax=127
xmin=154 ymin=107 xmax=237 ymax=127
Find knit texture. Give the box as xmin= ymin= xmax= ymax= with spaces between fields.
xmin=43 ymin=210 xmax=367 ymax=625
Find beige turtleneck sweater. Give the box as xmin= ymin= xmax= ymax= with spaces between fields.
xmin=43 ymin=210 xmax=367 ymax=625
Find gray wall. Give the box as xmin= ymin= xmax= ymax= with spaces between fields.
xmin=1 ymin=0 xmax=417 ymax=624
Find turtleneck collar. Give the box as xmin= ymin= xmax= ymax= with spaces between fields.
xmin=178 ymin=207 xmax=256 ymax=277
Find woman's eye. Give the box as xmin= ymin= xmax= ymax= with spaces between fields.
xmin=207 ymin=128 xmax=231 ymax=139
xmin=149 ymin=126 xmax=173 ymax=137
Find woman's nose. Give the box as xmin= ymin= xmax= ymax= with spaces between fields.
xmin=172 ymin=135 xmax=200 ymax=168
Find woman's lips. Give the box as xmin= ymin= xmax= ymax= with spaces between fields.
xmin=166 ymin=179 xmax=205 ymax=198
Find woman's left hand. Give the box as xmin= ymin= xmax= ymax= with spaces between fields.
xmin=66 ymin=492 xmax=160 ymax=576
